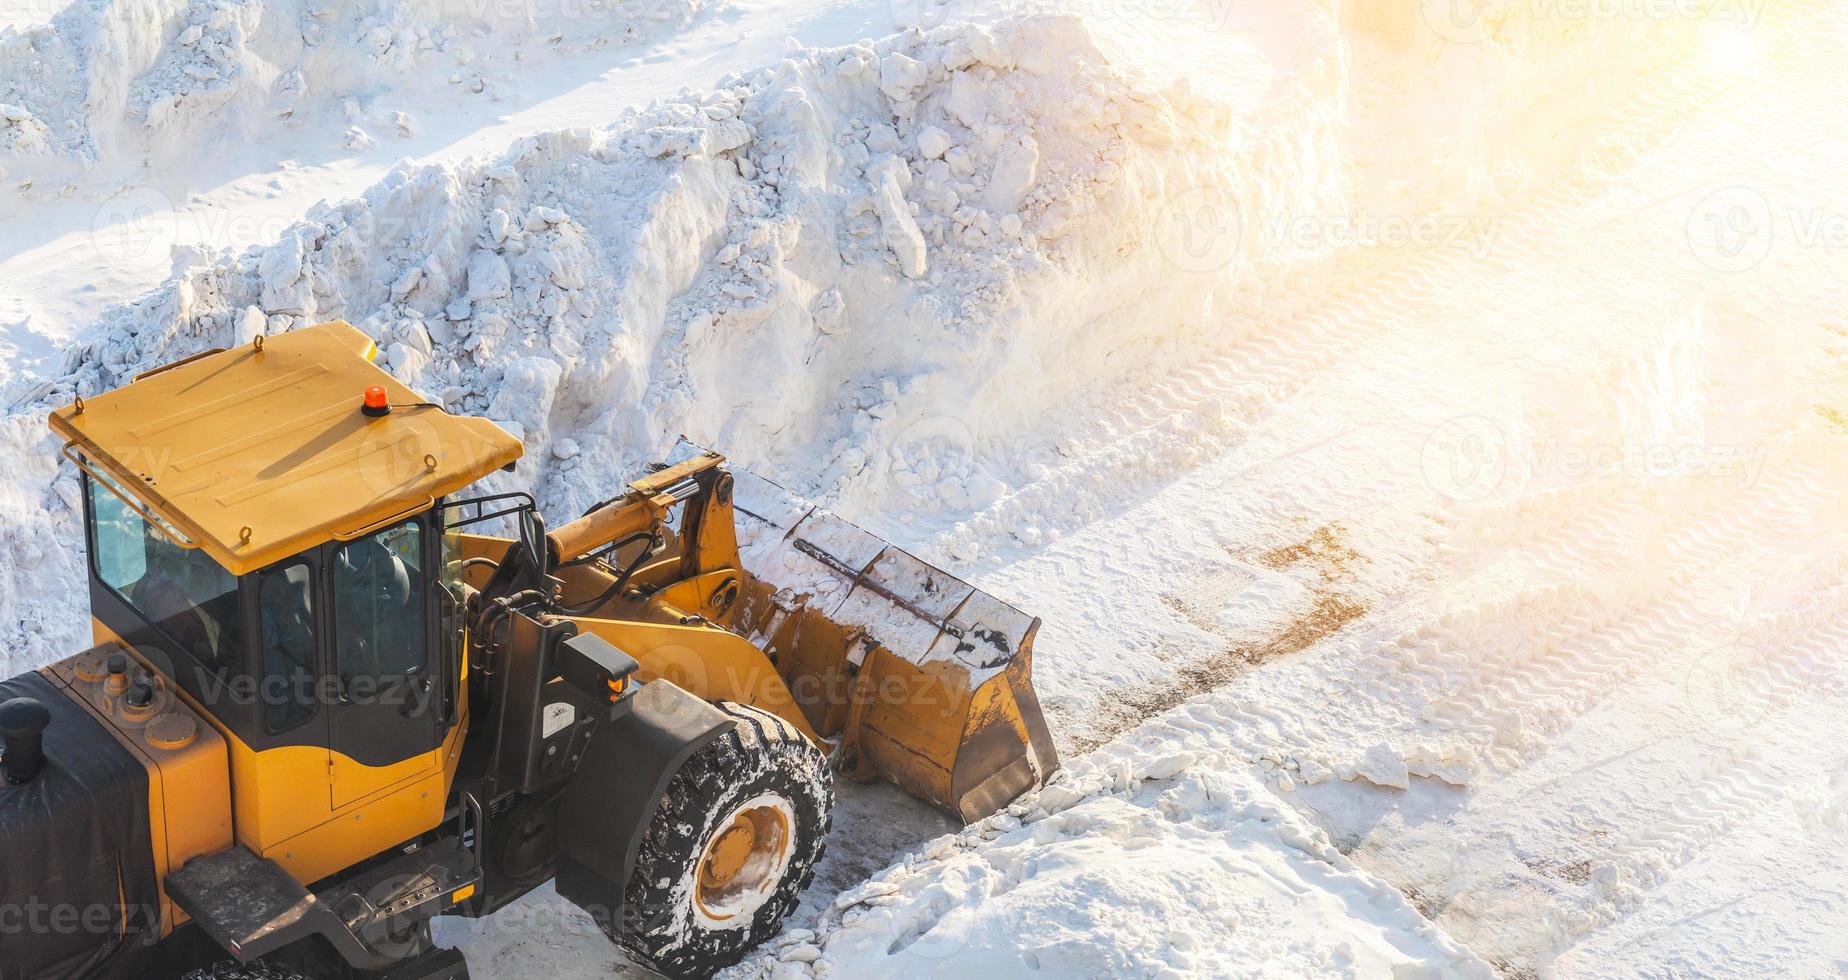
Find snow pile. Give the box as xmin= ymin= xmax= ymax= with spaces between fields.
xmin=0 ymin=0 xmax=710 ymax=189
xmin=0 ymin=12 xmax=1344 ymax=673
xmin=727 ymin=713 xmax=1494 ymax=978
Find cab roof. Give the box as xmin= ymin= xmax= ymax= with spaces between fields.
xmin=49 ymin=321 xmax=524 ymax=575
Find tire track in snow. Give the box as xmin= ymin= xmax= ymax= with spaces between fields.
xmin=1556 ymin=753 xmax=1788 ymax=939
xmin=1393 ymin=460 xmax=1835 ymax=777
xmin=934 ymin=55 xmax=1737 ymax=568
xmin=1004 ymin=67 xmax=1813 ymax=762
xmin=1327 ymin=439 xmax=1848 ymax=966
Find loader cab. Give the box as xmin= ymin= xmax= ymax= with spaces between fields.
xmin=51 ymin=321 xmax=522 ymax=885
xmin=81 ymin=475 xmax=459 ymax=801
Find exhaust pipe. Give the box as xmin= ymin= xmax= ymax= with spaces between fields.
xmin=0 ymin=697 xmax=50 ymax=785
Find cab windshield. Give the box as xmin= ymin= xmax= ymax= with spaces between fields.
xmin=86 ymin=474 xmax=243 ymax=674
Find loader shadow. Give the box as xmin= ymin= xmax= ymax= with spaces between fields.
xmin=432 ymin=779 xmax=958 ymax=978
xmin=797 ymin=778 xmax=962 ymax=924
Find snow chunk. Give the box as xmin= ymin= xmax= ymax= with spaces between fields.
xmin=983 ymin=135 xmax=1039 ymax=214
xmin=1352 ymin=742 xmax=1410 ymax=791
xmin=879 ymin=52 xmax=927 ymax=102
xmin=466 ymin=250 xmax=511 ymax=301
xmin=916 ymin=125 xmax=954 ymax=160
xmin=871 ymin=158 xmax=927 ymax=279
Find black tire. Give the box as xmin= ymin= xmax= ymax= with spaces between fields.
xmin=605 ymin=702 xmax=832 ymax=978
xmin=181 ymin=963 xmax=310 ymax=980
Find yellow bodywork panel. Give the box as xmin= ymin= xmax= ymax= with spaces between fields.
xmin=49 ymin=321 xmax=522 ymax=576
xmin=572 ymin=616 xmax=821 ymax=745
xmin=91 ymin=620 xmax=464 ymax=886
xmin=40 ymin=646 xmax=233 ymax=938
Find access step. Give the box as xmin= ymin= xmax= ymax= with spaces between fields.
xmin=166 ymin=841 xmax=479 ymax=972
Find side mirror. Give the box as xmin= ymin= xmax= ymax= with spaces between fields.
xmin=517 ymin=507 xmax=547 ymax=571
xmin=435 ymin=585 xmax=462 ymax=727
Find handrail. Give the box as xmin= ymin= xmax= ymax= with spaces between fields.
xmin=131 ymin=347 xmax=228 ymax=383
xmin=60 ymin=444 xmax=199 ymax=550
xmin=440 ymin=491 xmax=537 ymax=531
xmin=330 ymin=496 xmax=434 ymax=541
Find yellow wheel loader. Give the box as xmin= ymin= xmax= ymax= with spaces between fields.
xmin=0 ymin=322 xmax=1058 ymax=979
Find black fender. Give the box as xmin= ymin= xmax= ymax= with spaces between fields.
xmin=552 ymin=680 xmax=734 ymax=933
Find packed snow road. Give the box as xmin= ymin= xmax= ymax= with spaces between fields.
xmin=800 ymin=6 xmax=1848 ymax=978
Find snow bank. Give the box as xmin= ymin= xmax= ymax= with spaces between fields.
xmin=0 ymin=11 xmax=1345 ymax=674
xmin=726 ymin=712 xmax=1494 ymax=978
xmin=0 ymin=0 xmax=709 ymax=189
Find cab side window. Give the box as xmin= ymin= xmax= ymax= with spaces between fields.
xmin=333 ymin=521 xmax=427 ymax=683
xmin=257 ymin=562 xmax=317 ymax=733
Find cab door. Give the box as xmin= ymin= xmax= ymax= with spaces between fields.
xmin=324 ymin=516 xmax=445 ymax=808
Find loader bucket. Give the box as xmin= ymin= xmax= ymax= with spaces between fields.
xmin=724 ymin=470 xmax=1059 ymax=823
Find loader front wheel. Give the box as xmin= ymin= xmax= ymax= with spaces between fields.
xmin=608 ymin=701 xmax=832 ymax=978
xmin=181 ymin=961 xmax=310 ymax=980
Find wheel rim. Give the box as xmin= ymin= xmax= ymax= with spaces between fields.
xmin=693 ymin=794 xmax=796 ymax=925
